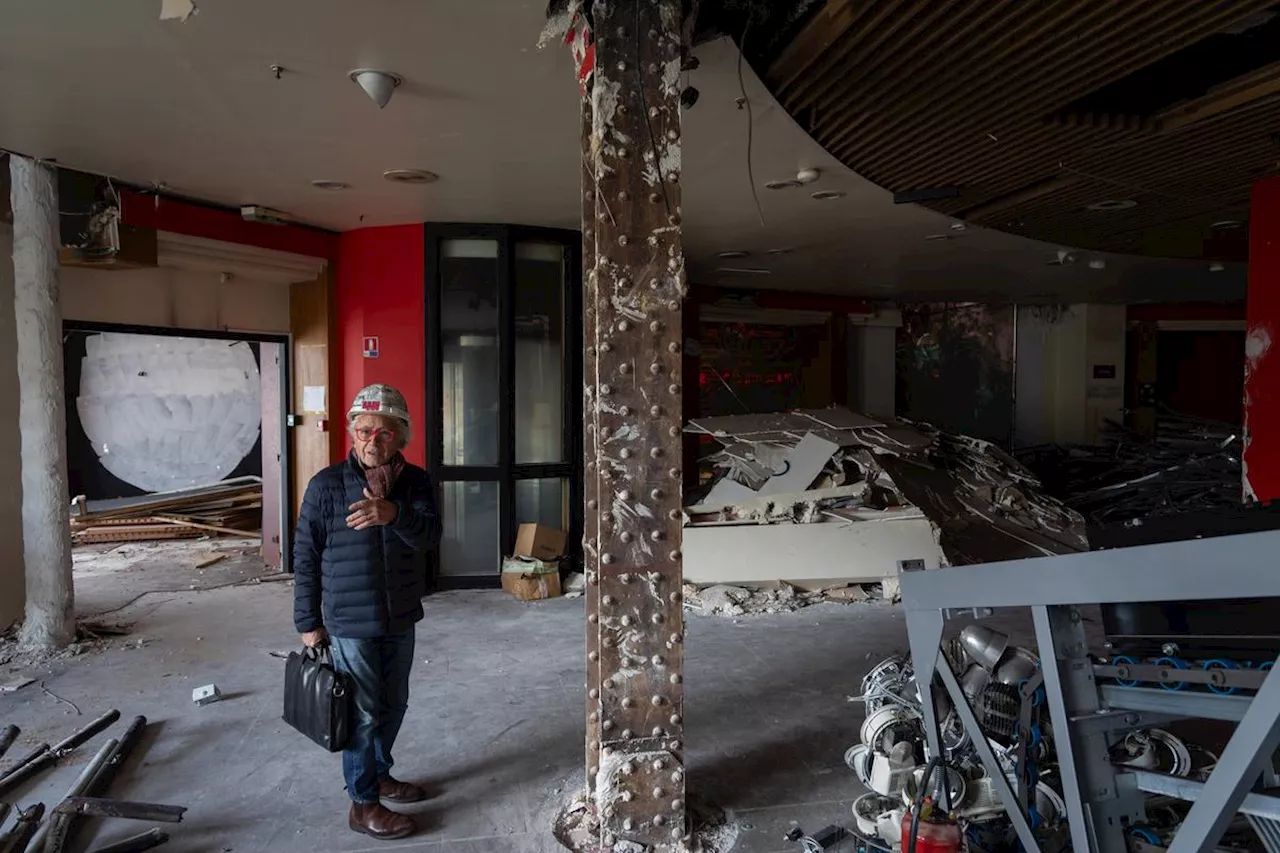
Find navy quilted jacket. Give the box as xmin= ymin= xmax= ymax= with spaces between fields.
xmin=292 ymin=454 xmax=441 ymax=639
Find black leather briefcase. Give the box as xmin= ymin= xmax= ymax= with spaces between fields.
xmin=283 ymin=645 xmax=352 ymax=753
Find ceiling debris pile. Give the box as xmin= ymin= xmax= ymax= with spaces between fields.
xmin=1018 ymin=413 xmax=1242 ymax=528
xmin=684 ymin=408 xmax=1087 ymax=573
xmin=680 ymin=580 xmax=888 ymax=617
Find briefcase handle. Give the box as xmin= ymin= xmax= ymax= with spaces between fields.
xmin=302 ymin=643 xmax=334 ymax=666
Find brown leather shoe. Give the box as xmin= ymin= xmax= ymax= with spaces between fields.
xmin=379 ymin=776 xmax=428 ymax=804
xmin=349 ymin=802 xmax=415 ymax=839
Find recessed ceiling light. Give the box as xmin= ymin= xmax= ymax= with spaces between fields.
xmin=812 ymin=190 xmax=846 ymax=201
xmin=1085 ymin=199 xmax=1137 ymax=211
xmin=949 ymin=222 xmax=967 ymax=231
xmin=764 ymin=248 xmax=794 ymax=256
xmin=310 ymin=180 xmax=350 ymax=191
xmin=766 ymin=180 xmax=801 ymax=190
xmin=716 ymin=250 xmax=750 ymax=259
xmin=1210 ymin=262 xmax=1226 ymax=272
xmin=1212 ymin=220 xmax=1245 ymax=229
xmin=383 ymin=169 xmax=439 ymax=185
xmin=715 ymin=267 xmax=772 ymax=275
xmin=924 ymin=234 xmax=953 ymax=241
xmin=1088 ymin=259 xmax=1107 ymax=270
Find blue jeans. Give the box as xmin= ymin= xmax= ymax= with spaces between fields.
xmin=329 ymin=629 xmax=416 ymax=804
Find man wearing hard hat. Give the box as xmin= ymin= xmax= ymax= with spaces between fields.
xmin=292 ymin=384 xmax=441 ymax=840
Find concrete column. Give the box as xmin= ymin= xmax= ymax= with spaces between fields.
xmin=11 ymin=155 xmax=75 ymax=649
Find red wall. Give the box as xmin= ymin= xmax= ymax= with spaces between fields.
xmin=334 ymin=226 xmax=426 ymax=467
xmin=1245 ymin=177 xmax=1280 ymax=503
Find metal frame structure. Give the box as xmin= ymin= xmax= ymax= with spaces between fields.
xmin=901 ymin=529 xmax=1280 ymax=853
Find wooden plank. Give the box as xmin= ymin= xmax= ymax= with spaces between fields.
xmin=291 ymin=268 xmax=335 ymax=524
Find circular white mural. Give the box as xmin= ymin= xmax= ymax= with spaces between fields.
xmin=77 ymin=334 xmax=262 ymax=493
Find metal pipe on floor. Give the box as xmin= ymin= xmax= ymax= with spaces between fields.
xmin=0 ymin=726 xmax=18 ymax=760
xmin=0 ymin=745 xmax=51 ymax=797
xmin=48 ymin=717 xmax=148 ymax=853
xmin=85 ymin=829 xmax=170 ymax=853
xmin=50 ymin=711 xmax=120 ymax=757
xmin=0 ymin=803 xmax=10 ymax=828
xmin=0 ymin=804 xmax=45 ymax=853
xmin=24 ymin=738 xmax=119 ymax=853
xmin=52 ymin=799 xmax=186 ymax=824
xmin=0 ymin=710 xmax=119 ymax=799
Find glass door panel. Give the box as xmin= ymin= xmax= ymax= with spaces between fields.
xmin=441 ymin=239 xmax=499 ymax=467
xmin=514 ymin=242 xmax=566 ymax=464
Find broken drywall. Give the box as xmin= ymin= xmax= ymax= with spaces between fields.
xmin=686 ymin=407 xmax=1087 ymax=568
xmin=75 ymin=333 xmax=262 ymax=494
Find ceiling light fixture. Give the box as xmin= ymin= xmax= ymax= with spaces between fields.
xmin=310 ymin=180 xmax=350 ymax=191
xmin=715 ymin=267 xmax=772 ymax=275
xmin=1212 ymin=220 xmax=1245 ymax=229
xmin=1210 ymin=262 xmax=1226 ymax=272
xmin=716 ymin=250 xmax=750 ymax=259
xmin=795 ymin=167 xmax=821 ymax=185
xmin=349 ymin=69 xmax=403 ymax=109
xmin=812 ymin=190 xmax=846 ymax=201
xmin=382 ymin=169 xmax=439 ymax=185
xmin=766 ymin=179 xmax=801 ymax=190
xmin=1085 ymin=199 xmax=1137 ymax=211
xmin=1089 ymin=259 xmax=1107 ymax=270
xmin=924 ymin=234 xmax=953 ymax=241
xmin=764 ymin=248 xmax=794 ymax=256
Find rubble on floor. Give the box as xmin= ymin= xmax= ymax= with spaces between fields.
xmin=552 ymin=791 xmax=738 ymax=853
xmin=1018 ymin=413 xmax=1242 ymax=528
xmin=685 ymin=408 xmax=1086 ymax=569
xmin=69 ymin=476 xmax=264 ymax=545
xmin=0 ymin=711 xmax=187 ymax=851
xmin=681 ymin=581 xmax=889 ymax=617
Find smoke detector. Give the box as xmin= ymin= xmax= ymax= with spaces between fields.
xmin=349 ymin=69 xmax=403 ymax=109
xmin=383 ymin=169 xmax=439 ymax=185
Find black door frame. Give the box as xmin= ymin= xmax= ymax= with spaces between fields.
xmin=423 ymin=224 xmax=583 ymax=589
xmin=62 ymin=319 xmax=293 ymax=571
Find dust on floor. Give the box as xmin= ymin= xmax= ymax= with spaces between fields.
xmin=0 ymin=547 xmax=912 ymax=853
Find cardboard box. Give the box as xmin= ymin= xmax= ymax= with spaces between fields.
xmin=501 ymin=556 xmax=562 ymax=601
xmin=514 ymin=523 xmax=567 ymax=561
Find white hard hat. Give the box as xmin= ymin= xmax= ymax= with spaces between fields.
xmin=349 ymin=384 xmax=411 ymax=428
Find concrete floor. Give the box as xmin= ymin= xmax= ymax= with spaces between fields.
xmin=0 ymin=542 xmax=919 ymax=853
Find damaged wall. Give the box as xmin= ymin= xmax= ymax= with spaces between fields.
xmin=64 ymin=331 xmax=264 ymax=500
xmin=60 ymin=265 xmax=291 ymax=333
xmin=1015 ymin=305 xmax=1125 ymax=447
xmin=0 ymin=226 xmax=24 ymax=631
xmin=896 ymin=303 xmax=1015 ymax=445
xmin=1245 ymin=176 xmax=1280 ymax=502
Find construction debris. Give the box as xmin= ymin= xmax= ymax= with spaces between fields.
xmin=70 ymin=477 xmax=263 ymax=545
xmin=1018 ymin=413 xmax=1242 ymax=528
xmin=191 ymin=684 xmax=222 ymax=706
xmin=686 ymin=408 xmax=1087 ymax=568
xmin=681 ymin=581 xmax=880 ymax=617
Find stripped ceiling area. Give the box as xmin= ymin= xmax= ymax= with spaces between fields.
xmin=764 ymin=0 xmax=1280 ymax=261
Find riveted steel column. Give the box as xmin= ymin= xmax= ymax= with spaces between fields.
xmin=586 ymin=1 xmax=687 ymax=849
xmin=582 ymin=87 xmax=604 ymax=801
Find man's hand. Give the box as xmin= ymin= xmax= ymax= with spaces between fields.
xmin=346 ymin=488 xmax=399 ymax=530
xmin=301 ymin=628 xmax=328 ymax=649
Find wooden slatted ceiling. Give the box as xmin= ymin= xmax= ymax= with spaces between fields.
xmin=765 ymin=0 xmax=1279 ymax=260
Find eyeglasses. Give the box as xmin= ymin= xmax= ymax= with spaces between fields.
xmin=354 ymin=427 xmax=398 ymax=444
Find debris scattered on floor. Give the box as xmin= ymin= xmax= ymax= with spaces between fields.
xmin=681 ymin=580 xmax=885 ymax=617
xmin=0 ymin=710 xmax=189 ymax=850
xmin=1018 ymin=413 xmax=1242 ymax=528
xmin=687 ymin=408 xmax=1087 ymax=566
xmin=69 ymin=476 xmax=263 ymax=545
xmin=552 ymin=791 xmax=739 ymax=853
xmin=191 ymin=684 xmax=222 ymax=706
xmin=563 ymin=573 xmax=587 ymax=599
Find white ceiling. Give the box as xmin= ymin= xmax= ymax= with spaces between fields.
xmin=0 ymin=0 xmax=1246 ymax=302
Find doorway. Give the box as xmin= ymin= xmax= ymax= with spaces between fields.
xmin=424 ymin=225 xmax=582 ymax=587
